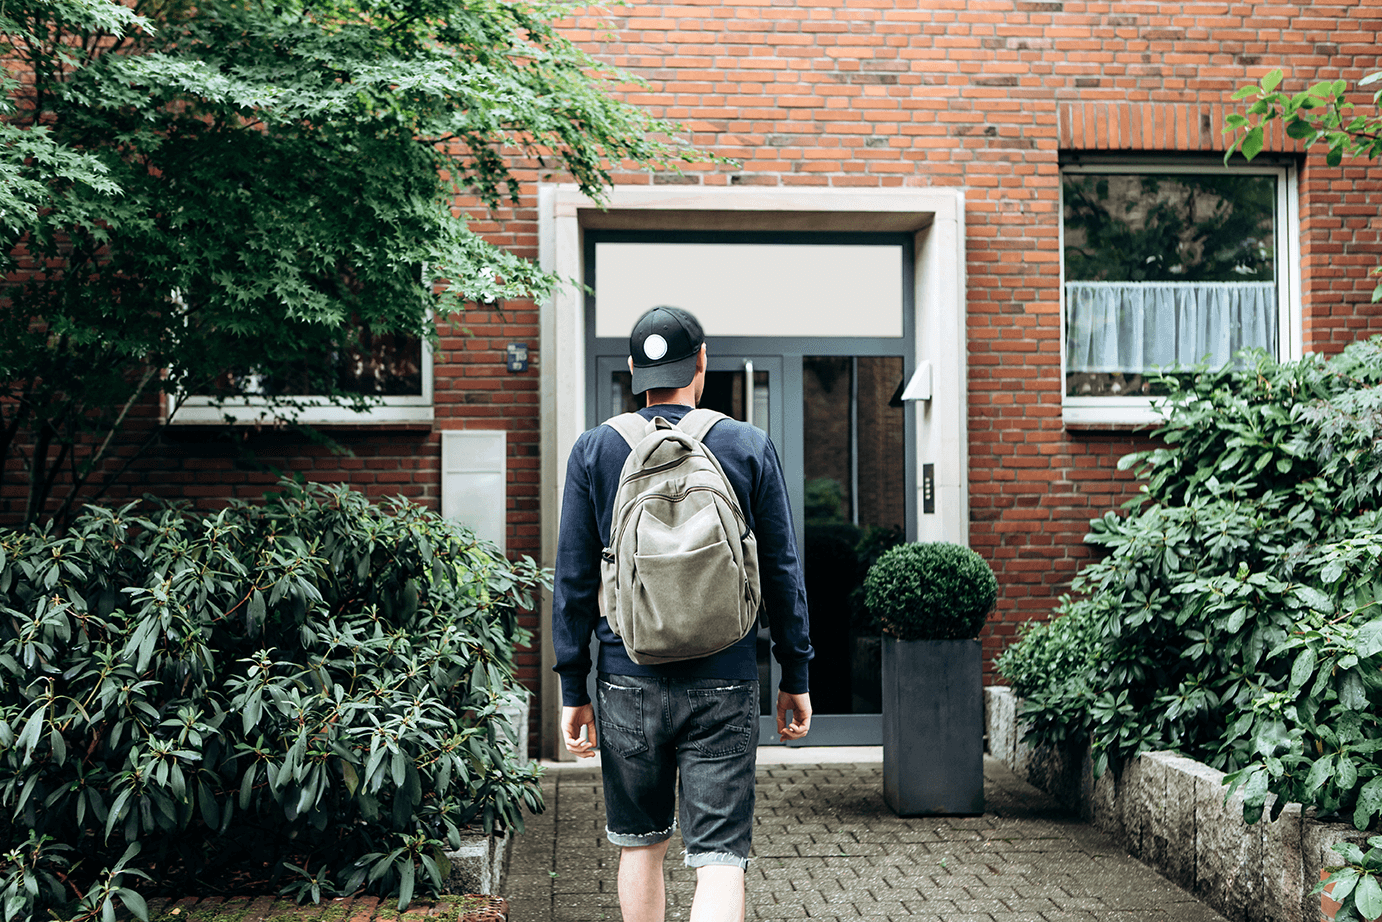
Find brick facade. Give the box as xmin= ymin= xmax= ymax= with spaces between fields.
xmin=543 ymin=0 xmax=1381 ymax=679
xmin=7 ymin=1 xmax=1381 ymax=756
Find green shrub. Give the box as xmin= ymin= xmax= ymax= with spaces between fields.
xmin=863 ymin=542 xmax=997 ymax=641
xmin=997 ymin=336 xmax=1382 ymax=825
xmin=0 ymin=482 xmax=548 ymax=921
xmin=994 ymin=606 xmax=1101 ymax=748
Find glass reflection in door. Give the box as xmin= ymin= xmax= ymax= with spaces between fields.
xmin=802 ymin=356 xmax=906 ymax=716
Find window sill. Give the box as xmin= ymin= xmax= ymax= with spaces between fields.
xmin=167 ymin=399 xmax=434 ymax=427
xmin=1061 ymin=400 xmax=1164 ymax=432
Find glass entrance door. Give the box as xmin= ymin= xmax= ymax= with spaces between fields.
xmin=593 ymin=353 xmax=909 ymax=747
xmin=795 ymin=355 xmax=907 ymax=746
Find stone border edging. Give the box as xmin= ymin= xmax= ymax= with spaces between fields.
xmin=984 ymin=686 xmax=1367 ymax=922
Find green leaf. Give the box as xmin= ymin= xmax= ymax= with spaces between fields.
xmin=1305 ymin=80 xmax=1340 ymax=102
xmin=397 ymin=857 xmax=415 ymax=911
xmin=1241 ymin=767 xmax=1269 ymax=824
xmin=1305 ymin=756 xmax=1334 ymax=794
xmin=1339 ymin=671 xmax=1368 ymax=711
xmin=248 ymin=590 xmax=266 ymax=631
xmin=1294 ymin=585 xmax=1334 ymax=614
xmin=1339 ymin=756 xmax=1359 ymax=792
xmin=239 ymin=765 xmax=257 ymax=811
xmin=1290 ymin=647 xmax=1317 ymax=694
xmin=1262 ymin=69 xmax=1284 ymax=92
xmin=1355 ymin=777 xmax=1382 ymax=830
xmin=1356 ymin=873 xmax=1382 ymax=920
xmin=1331 ymin=866 xmax=1362 ymax=903
xmin=117 ymin=889 xmax=149 ymax=922
xmin=1241 ymin=126 xmax=1265 ymax=161
xmin=1357 ymin=621 xmax=1382 ymax=659
xmin=1286 ymin=118 xmax=1318 ymax=140
xmin=17 ymin=709 xmax=45 ymax=757
xmin=341 ymin=760 xmax=359 ymax=797
xmin=1226 ymin=606 xmax=1248 ymax=634
xmin=1339 ymin=842 xmax=1369 ymax=866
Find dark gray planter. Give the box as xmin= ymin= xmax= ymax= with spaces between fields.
xmin=881 ymin=636 xmax=984 ymax=816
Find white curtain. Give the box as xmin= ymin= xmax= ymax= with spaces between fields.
xmin=1065 ymin=281 xmax=1277 ymax=374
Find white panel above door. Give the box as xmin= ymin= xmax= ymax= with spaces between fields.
xmin=595 ymin=242 xmax=904 ymax=339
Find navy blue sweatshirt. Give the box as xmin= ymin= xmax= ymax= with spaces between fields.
xmin=552 ymin=404 xmax=814 ymax=707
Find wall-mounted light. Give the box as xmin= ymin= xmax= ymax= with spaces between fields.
xmin=899 ymin=361 xmax=933 ymax=402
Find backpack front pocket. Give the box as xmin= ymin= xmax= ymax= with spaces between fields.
xmin=631 ymin=539 xmax=744 ymax=660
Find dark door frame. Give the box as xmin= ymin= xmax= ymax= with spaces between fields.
xmin=584 ymin=230 xmax=917 ymax=746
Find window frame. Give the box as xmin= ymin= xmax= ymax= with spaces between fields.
xmin=165 ymin=335 xmax=434 ymax=426
xmin=1058 ymin=157 xmax=1301 ymax=429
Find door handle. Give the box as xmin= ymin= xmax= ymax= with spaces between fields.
xmin=744 ymin=360 xmax=754 ymax=427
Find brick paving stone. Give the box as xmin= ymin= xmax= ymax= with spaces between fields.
xmin=997 ymin=898 xmax=1059 ymax=913
xmin=505 ymin=756 xmax=1231 ymax=922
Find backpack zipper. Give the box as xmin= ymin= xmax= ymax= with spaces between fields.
xmin=620 ymin=455 xmax=691 ymax=485
xmin=609 ymin=485 xmax=749 ymax=548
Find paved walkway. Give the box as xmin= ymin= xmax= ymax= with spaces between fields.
xmin=505 ymin=750 xmax=1228 ymax=922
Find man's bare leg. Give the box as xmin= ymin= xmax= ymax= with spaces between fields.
xmin=618 ymin=840 xmax=671 ymax=922
xmin=689 ymin=865 xmax=745 ymax=922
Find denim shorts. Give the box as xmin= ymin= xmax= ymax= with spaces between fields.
xmin=596 ymin=674 xmax=760 ymax=869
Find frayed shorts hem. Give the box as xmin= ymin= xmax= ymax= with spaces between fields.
xmin=684 ymin=850 xmax=749 ymax=870
xmin=606 ymin=822 xmax=675 ymax=848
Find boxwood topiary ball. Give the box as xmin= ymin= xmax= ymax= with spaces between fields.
xmin=863 ymin=542 xmax=997 ymax=641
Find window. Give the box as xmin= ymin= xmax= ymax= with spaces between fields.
xmin=167 ymin=327 xmax=433 ymax=425
xmin=1060 ymin=161 xmax=1298 ymax=427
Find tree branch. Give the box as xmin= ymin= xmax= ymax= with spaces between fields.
xmin=0 ymin=380 xmax=36 ymax=474
xmin=51 ymin=365 xmax=159 ymax=528
xmin=23 ymin=421 xmax=55 ymax=525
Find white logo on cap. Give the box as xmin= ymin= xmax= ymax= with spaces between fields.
xmin=643 ymin=333 xmax=668 ymax=361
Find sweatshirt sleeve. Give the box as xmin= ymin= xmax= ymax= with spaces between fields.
xmin=551 ymin=433 xmax=602 ymax=707
xmin=752 ymin=435 xmax=815 ymax=695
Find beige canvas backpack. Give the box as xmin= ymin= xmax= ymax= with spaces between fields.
xmin=599 ymin=409 xmax=762 ymax=665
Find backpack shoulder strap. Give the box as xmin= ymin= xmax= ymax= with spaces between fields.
xmin=677 ymin=408 xmax=728 ymax=442
xmin=603 ymin=412 xmax=649 ymax=450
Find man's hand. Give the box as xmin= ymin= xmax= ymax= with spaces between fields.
xmin=776 ymin=691 xmax=812 ymax=742
xmin=562 ymin=704 xmax=598 ymax=758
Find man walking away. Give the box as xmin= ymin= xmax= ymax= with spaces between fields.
xmin=552 ymin=305 xmax=814 ymax=922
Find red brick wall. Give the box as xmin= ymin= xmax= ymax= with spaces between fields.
xmin=543 ymin=0 xmax=1382 ymax=677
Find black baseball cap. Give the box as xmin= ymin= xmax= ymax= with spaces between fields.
xmin=629 ymin=306 xmax=705 ymax=395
